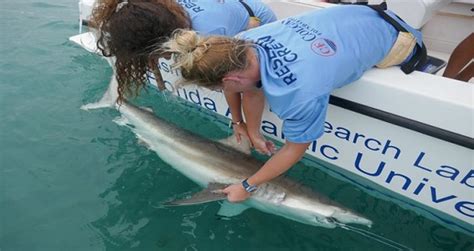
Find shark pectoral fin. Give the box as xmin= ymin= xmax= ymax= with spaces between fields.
xmin=218 ymin=135 xmax=252 ymax=155
xmin=163 ymin=183 xmax=228 ymax=206
xmin=216 ymin=201 xmax=250 ymax=217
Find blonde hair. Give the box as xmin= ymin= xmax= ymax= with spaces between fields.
xmin=161 ymin=29 xmax=251 ymax=88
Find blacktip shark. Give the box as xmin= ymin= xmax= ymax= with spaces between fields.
xmin=86 ymin=76 xmax=410 ymax=250
xmin=113 ymin=99 xmax=373 ymax=229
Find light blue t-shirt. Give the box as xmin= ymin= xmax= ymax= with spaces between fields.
xmin=177 ymin=0 xmax=277 ymax=36
xmin=238 ymin=5 xmax=422 ymax=143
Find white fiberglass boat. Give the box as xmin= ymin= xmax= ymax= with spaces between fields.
xmin=70 ymin=0 xmax=473 ymax=235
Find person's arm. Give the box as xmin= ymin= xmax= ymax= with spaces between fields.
xmin=242 ymin=89 xmax=275 ymax=155
xmin=224 ymin=90 xmax=249 ymax=143
xmin=247 ymin=17 xmax=261 ymax=29
xmin=224 ymin=90 xmax=243 ymax=122
xmin=148 ymin=57 xmax=166 ymax=91
xmin=223 ymin=96 xmax=329 ymax=202
xmin=223 ymin=141 xmax=310 ymax=202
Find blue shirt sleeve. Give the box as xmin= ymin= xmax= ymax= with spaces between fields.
xmin=282 ymin=95 xmax=330 ymax=143
xmin=248 ymin=0 xmax=277 ymax=25
xmin=195 ymin=26 xmax=227 ymax=36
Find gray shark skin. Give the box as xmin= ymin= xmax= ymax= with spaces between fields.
xmin=114 ymin=100 xmax=373 ymax=229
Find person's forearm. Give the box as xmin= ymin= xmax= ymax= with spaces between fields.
xmin=247 ymin=141 xmax=310 ymax=186
xmin=224 ymin=91 xmax=243 ymax=122
xmin=242 ymin=89 xmax=265 ymax=136
xmin=148 ymin=58 xmax=165 ymax=91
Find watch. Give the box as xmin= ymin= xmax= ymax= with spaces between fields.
xmin=242 ymin=178 xmax=258 ymax=193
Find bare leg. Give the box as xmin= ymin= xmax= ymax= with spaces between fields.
xmin=456 ymin=62 xmax=473 ymax=82
xmin=443 ymin=33 xmax=474 ymax=82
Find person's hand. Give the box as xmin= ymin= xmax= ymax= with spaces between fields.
xmin=223 ymin=183 xmax=251 ymax=203
xmin=248 ymin=132 xmax=276 ymax=156
xmin=232 ymin=122 xmax=250 ymax=144
xmin=247 ymin=17 xmax=261 ymax=29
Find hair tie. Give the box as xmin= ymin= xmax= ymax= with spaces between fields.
xmin=195 ymin=43 xmax=210 ymax=52
xmin=115 ymin=0 xmax=128 ymax=13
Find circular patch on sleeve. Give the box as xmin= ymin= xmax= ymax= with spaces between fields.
xmin=311 ymin=38 xmax=337 ymax=57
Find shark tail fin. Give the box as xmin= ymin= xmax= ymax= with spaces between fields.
xmin=81 ymin=74 xmax=119 ymax=110
xmin=163 ymin=183 xmax=228 ymax=206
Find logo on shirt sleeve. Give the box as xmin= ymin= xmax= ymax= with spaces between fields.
xmin=178 ymin=0 xmax=205 ymax=13
xmin=311 ymin=38 xmax=337 ymax=57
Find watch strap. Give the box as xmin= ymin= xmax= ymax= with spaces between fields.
xmin=242 ymin=178 xmax=258 ymax=193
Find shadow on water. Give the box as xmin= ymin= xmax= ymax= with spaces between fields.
xmin=88 ymin=92 xmax=473 ymax=250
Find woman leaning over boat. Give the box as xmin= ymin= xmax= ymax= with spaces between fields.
xmin=161 ymin=5 xmax=425 ymax=202
xmin=90 ymin=0 xmax=277 ymax=154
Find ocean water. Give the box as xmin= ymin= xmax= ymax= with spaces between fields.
xmin=0 ymin=0 xmax=473 ymax=250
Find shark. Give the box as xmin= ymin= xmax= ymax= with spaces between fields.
xmin=85 ymin=76 xmax=410 ymax=250
xmin=113 ymin=98 xmax=373 ymax=229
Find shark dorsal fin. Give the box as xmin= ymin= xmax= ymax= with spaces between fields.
xmin=217 ymin=135 xmax=252 ymax=155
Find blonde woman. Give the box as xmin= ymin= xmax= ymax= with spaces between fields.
xmin=163 ymin=5 xmax=424 ymax=202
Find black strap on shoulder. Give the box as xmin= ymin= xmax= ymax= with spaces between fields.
xmin=239 ymin=0 xmax=256 ymax=17
xmin=367 ymin=3 xmax=427 ymax=74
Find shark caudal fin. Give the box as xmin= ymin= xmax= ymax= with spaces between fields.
xmin=164 ymin=183 xmax=228 ymax=206
xmin=81 ymin=74 xmax=119 ymax=110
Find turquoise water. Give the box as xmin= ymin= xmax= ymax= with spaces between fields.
xmin=0 ymin=0 xmax=473 ymax=250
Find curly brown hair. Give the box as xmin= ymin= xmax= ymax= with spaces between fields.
xmin=90 ymin=0 xmax=191 ymax=103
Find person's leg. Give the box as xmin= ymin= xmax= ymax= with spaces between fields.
xmin=443 ymin=33 xmax=474 ymax=81
xmin=456 ymin=62 xmax=473 ymax=82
